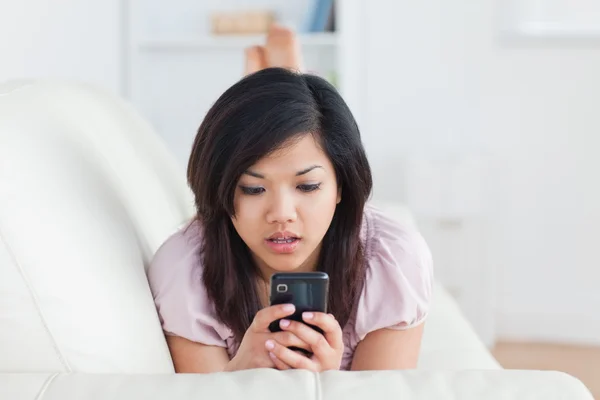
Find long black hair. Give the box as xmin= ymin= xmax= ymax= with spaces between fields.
xmin=187 ymin=68 xmax=373 ymax=343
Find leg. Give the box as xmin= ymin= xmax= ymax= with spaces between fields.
xmin=265 ymin=24 xmax=304 ymax=72
xmin=244 ymin=24 xmax=304 ymax=75
xmin=245 ymin=46 xmax=267 ymax=75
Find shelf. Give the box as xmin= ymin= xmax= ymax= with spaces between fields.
xmin=137 ymin=33 xmax=337 ymax=51
xmin=508 ymin=22 xmax=600 ymax=39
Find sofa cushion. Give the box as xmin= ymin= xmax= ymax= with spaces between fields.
xmin=0 ymin=80 xmax=194 ymax=373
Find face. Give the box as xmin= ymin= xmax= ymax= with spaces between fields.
xmin=231 ymin=134 xmax=341 ymax=278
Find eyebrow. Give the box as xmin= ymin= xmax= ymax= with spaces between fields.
xmin=243 ymin=165 xmax=323 ymax=179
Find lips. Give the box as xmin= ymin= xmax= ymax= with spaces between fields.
xmin=265 ymin=231 xmax=301 ymax=254
xmin=267 ymin=231 xmax=300 ymax=241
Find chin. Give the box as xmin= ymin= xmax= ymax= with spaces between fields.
xmin=263 ymin=255 xmax=309 ymax=273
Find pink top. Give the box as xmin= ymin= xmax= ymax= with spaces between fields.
xmin=147 ymin=204 xmax=434 ymax=370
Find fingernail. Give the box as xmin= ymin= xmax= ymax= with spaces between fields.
xmin=280 ymin=319 xmax=290 ymax=328
xmin=265 ymin=340 xmax=275 ymax=350
xmin=303 ymin=312 xmax=314 ymax=320
xmin=282 ymin=304 xmax=295 ymax=312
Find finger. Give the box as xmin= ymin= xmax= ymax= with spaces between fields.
xmin=268 ymin=351 xmax=291 ymax=370
xmin=302 ymin=312 xmax=344 ymax=350
xmin=267 ymin=339 xmax=318 ymax=371
xmin=252 ymin=304 xmax=295 ymax=332
xmin=278 ymin=319 xmax=328 ymax=356
xmin=272 ymin=331 xmax=311 ymax=351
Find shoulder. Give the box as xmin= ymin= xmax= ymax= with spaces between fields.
xmin=362 ymin=203 xmax=432 ymax=273
xmin=147 ymin=219 xmax=203 ymax=293
xmin=147 ymin=219 xmax=230 ymax=346
xmin=354 ymin=204 xmax=434 ymax=340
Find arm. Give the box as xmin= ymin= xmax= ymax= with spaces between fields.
xmin=166 ymin=335 xmax=230 ymax=373
xmin=166 ymin=305 xmax=307 ymax=373
xmin=350 ymin=323 xmax=424 ymax=371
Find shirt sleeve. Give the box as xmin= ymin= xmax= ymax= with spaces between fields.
xmin=354 ymin=208 xmax=434 ymax=340
xmin=146 ymin=221 xmax=230 ymax=347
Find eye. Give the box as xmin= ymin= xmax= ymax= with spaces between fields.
xmin=240 ymin=186 xmax=265 ymax=195
xmin=297 ymin=183 xmax=321 ymax=193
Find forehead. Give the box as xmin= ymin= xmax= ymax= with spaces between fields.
xmin=253 ymin=134 xmax=330 ymax=168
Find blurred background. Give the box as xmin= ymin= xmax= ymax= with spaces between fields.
xmin=1 ymin=0 xmax=599 ymax=394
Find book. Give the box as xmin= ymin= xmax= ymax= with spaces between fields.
xmin=304 ymin=0 xmax=334 ymax=33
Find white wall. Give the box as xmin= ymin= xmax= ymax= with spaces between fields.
xmin=0 ymin=0 xmax=123 ymax=95
xmin=362 ymin=0 xmax=600 ymax=345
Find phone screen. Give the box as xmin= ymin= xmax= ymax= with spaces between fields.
xmin=268 ymin=273 xmax=329 ymax=355
xmin=271 ymin=281 xmax=316 ymax=310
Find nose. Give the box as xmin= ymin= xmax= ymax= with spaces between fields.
xmin=266 ymin=189 xmax=297 ymax=224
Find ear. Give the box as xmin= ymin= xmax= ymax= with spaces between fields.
xmin=336 ymin=186 xmax=342 ymax=204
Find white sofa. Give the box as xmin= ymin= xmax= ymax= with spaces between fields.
xmin=0 ymin=80 xmax=593 ymax=399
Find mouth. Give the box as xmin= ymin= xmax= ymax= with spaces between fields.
xmin=267 ymin=237 xmax=299 ymax=244
xmin=265 ymin=232 xmax=302 ymax=253
xmin=267 ymin=231 xmax=301 ymax=242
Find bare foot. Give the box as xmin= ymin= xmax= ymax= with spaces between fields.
xmin=264 ymin=24 xmax=304 ymax=72
xmin=245 ymin=45 xmax=267 ymax=75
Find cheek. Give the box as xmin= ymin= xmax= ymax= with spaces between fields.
xmin=234 ymin=192 xmax=261 ymax=216
xmin=301 ymin=186 xmax=339 ymax=228
xmin=232 ymin=194 xmax=260 ymax=237
xmin=314 ymin=184 xmax=339 ymax=209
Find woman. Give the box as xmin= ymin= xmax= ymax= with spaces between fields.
xmin=148 ymin=26 xmax=433 ymax=373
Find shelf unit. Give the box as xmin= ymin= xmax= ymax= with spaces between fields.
xmin=123 ymin=0 xmax=366 ymax=167
xmin=137 ymin=32 xmax=338 ymax=51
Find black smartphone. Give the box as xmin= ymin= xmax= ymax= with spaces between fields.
xmin=268 ymin=272 xmax=329 ymax=335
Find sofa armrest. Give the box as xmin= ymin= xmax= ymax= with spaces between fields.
xmin=0 ymin=370 xmax=593 ymax=400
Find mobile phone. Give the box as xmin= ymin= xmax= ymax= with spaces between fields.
xmin=268 ymin=272 xmax=329 ymax=335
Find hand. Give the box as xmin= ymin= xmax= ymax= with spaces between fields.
xmin=225 ymin=304 xmax=311 ymax=371
xmin=266 ymin=312 xmax=344 ymax=371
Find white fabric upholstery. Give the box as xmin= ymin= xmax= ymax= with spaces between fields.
xmin=0 ymin=80 xmax=593 ymax=399
xmin=0 ymin=370 xmax=594 ymax=400
xmin=0 ymin=80 xmax=195 ymax=373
